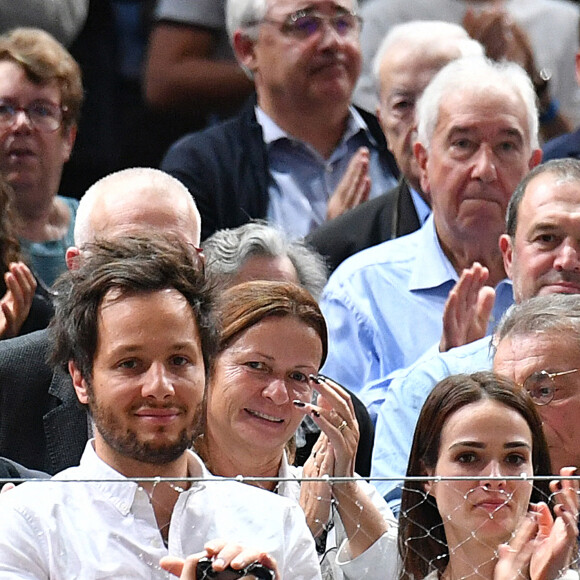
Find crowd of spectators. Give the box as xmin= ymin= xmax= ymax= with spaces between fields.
xmin=2 ymin=1 xmax=580 ymax=579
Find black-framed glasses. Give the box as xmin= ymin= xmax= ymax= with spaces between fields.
xmin=0 ymin=100 xmax=67 ymax=133
xmin=523 ymin=368 xmax=579 ymax=405
xmin=259 ymin=9 xmax=362 ymax=40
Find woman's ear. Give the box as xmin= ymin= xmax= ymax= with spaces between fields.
xmin=422 ymin=461 xmax=435 ymax=496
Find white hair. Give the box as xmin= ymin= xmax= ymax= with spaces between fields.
xmin=226 ymin=0 xmax=269 ymax=42
xmin=74 ymin=167 xmax=201 ymax=248
xmin=371 ymin=20 xmax=484 ymax=86
xmin=415 ymin=56 xmax=539 ymax=151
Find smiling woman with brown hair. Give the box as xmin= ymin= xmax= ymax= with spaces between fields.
xmin=195 ymin=280 xmax=397 ymax=580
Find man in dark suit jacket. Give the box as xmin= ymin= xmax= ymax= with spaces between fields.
xmin=0 ymin=330 xmax=82 ymax=474
xmin=0 ymin=168 xmax=203 ymax=474
xmin=161 ymin=0 xmax=401 ymax=242
xmin=306 ymin=21 xmax=486 ymax=272
xmin=307 ymin=177 xmax=419 ymax=272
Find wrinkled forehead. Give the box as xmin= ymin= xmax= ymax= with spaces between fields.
xmin=493 ymin=332 xmax=568 ymax=383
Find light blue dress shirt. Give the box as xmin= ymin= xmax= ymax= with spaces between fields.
xmin=369 ymin=335 xmax=497 ymax=515
xmin=410 ymin=187 xmax=431 ymax=225
xmin=320 ymin=214 xmax=513 ymax=402
xmin=257 ymin=107 xmax=398 ymax=240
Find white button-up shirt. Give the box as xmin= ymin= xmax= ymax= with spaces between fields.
xmin=0 ymin=441 xmax=321 ymax=579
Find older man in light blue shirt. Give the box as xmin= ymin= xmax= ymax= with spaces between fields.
xmin=321 ymin=56 xmax=542 ymax=401
xmin=371 ymin=158 xmax=580 ymax=514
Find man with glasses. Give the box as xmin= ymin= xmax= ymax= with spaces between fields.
xmin=0 ymin=27 xmax=82 ymax=287
xmin=371 ymin=158 xmax=580 ymax=512
xmin=494 ymin=294 xmax=580 ymax=474
xmin=160 ymin=0 xmax=399 ymax=241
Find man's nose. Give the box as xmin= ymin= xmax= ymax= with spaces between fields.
xmin=554 ymin=239 xmax=580 ymax=272
xmin=141 ymin=363 xmax=175 ymax=399
xmin=472 ymin=145 xmax=497 ymax=183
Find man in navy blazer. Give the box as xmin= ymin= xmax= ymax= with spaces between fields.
xmin=161 ymin=0 xmax=400 ymax=242
xmin=0 ymin=168 xmax=202 ymax=474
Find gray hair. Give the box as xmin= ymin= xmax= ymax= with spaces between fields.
xmin=371 ymin=20 xmax=484 ymax=89
xmin=203 ymin=221 xmax=328 ymax=301
xmin=495 ymin=294 xmax=580 ymax=351
xmin=226 ymin=0 xmax=359 ymax=42
xmin=416 ymin=56 xmax=539 ymax=151
xmin=506 ymin=158 xmax=580 ymax=237
xmin=74 ymin=167 xmax=201 ymax=248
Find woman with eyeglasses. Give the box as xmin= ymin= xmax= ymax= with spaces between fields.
xmin=399 ymin=371 xmax=578 ymax=580
xmin=0 ymin=28 xmax=83 ymax=288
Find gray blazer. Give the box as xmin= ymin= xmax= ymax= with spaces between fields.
xmin=0 ymin=330 xmax=88 ymax=474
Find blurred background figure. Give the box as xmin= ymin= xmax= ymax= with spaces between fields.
xmin=0 ymin=28 xmax=82 ymax=287
xmin=144 ymin=0 xmax=253 ymax=128
xmin=354 ymin=0 xmax=579 ymax=143
xmin=204 ymin=220 xmax=327 ymax=301
xmin=0 ymin=173 xmax=52 ymax=339
xmin=161 ymin=0 xmax=399 ymax=241
xmin=0 ymin=1 xmax=89 ymax=46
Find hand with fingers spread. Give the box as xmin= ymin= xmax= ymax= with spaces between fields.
xmin=326 ymin=147 xmax=371 ymax=221
xmin=440 ymin=262 xmax=495 ymax=352
xmin=528 ymin=467 xmax=579 ymax=580
xmin=160 ymin=539 xmax=279 ymax=579
xmin=495 ymin=466 xmax=579 ymax=580
xmin=0 ymin=262 xmax=37 ymax=339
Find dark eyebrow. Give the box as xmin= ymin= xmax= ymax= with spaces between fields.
xmin=449 ymin=441 xmax=531 ymax=450
xmin=504 ymin=441 xmax=531 ymax=450
xmin=449 ymin=441 xmax=484 ymax=450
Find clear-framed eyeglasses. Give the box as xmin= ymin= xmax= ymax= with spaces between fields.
xmin=523 ymin=368 xmax=579 ymax=405
xmin=0 ymin=100 xmax=68 ymax=133
xmin=258 ymin=8 xmax=362 ymax=40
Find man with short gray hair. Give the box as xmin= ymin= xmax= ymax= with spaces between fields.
xmin=160 ymin=0 xmax=399 ymax=241
xmin=494 ymin=294 xmax=580 ymax=473
xmin=321 ymin=56 xmax=541 ymax=400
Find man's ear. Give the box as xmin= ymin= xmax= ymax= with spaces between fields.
xmin=233 ymin=30 xmax=258 ymax=73
xmin=499 ymin=234 xmax=514 ymax=279
xmin=65 ymin=246 xmax=80 ymax=271
xmin=69 ymin=361 xmax=90 ymax=405
xmin=414 ymin=141 xmax=430 ymax=196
